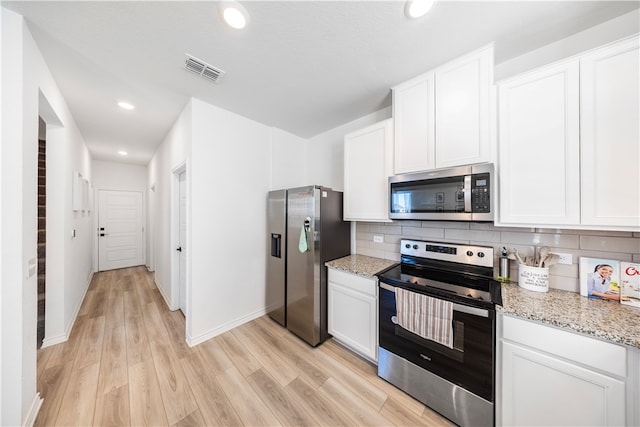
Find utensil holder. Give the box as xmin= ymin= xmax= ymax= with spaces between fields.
xmin=518 ymin=265 xmax=549 ymax=293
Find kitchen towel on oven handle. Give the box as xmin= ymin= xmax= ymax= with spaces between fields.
xmin=394 ymin=287 xmax=454 ymax=349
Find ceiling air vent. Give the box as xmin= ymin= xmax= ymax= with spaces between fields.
xmin=184 ymin=54 xmax=226 ymax=83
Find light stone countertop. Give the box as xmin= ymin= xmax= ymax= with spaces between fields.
xmin=325 ymin=254 xmax=640 ymax=349
xmin=325 ymin=254 xmax=398 ymax=278
xmin=499 ymin=283 xmax=640 ymax=349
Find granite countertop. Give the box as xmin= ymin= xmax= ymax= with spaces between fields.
xmin=325 ymin=254 xmax=398 ymax=278
xmin=499 ymin=283 xmax=640 ymax=349
xmin=325 ymin=254 xmax=640 ymax=349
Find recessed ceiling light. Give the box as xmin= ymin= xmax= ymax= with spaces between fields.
xmin=405 ymin=0 xmax=435 ymax=19
xmin=219 ymin=1 xmax=249 ymax=29
xmin=117 ymin=101 xmax=135 ymax=110
xmin=118 ymin=150 xmax=128 ymax=156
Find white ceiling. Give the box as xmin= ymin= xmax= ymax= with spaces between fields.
xmin=3 ymin=1 xmax=639 ymax=165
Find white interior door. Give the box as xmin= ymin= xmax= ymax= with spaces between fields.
xmin=178 ymin=171 xmax=187 ymax=314
xmin=98 ymin=190 xmax=144 ymax=271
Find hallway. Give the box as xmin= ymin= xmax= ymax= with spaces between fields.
xmin=35 ymin=267 xmax=451 ymax=426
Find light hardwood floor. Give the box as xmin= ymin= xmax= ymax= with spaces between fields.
xmin=35 ymin=266 xmax=454 ymax=426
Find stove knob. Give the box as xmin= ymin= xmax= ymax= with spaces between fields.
xmin=466 ymin=250 xmax=473 ymax=257
xmin=405 ymin=243 xmax=411 ymax=249
xmin=413 ymin=244 xmax=419 ymax=250
xmin=478 ymin=252 xmax=485 ymax=258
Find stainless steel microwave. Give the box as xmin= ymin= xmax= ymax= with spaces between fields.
xmin=389 ymin=164 xmax=494 ymax=221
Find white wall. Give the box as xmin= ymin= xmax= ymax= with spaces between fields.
xmin=270 ymin=127 xmax=307 ymax=189
xmin=308 ymin=106 xmax=392 ymax=191
xmin=93 ymin=160 xmax=148 ymax=191
xmin=1 ymin=7 xmax=93 ymax=425
xmin=148 ymin=100 xmax=191 ymax=306
xmin=495 ymin=9 xmax=640 ymax=81
xmin=188 ymin=98 xmax=272 ymax=345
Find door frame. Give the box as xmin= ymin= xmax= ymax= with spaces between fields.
xmin=95 ymin=189 xmax=146 ymax=271
xmin=171 ymin=162 xmax=188 ymax=318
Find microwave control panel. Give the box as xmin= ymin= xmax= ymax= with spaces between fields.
xmin=471 ymin=173 xmax=490 ymax=213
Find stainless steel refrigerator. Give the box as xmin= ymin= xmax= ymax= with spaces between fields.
xmin=266 ymin=186 xmax=351 ymax=346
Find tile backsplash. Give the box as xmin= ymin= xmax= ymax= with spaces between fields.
xmin=355 ymin=221 xmax=640 ymax=293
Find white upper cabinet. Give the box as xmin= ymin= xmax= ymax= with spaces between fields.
xmin=392 ymin=72 xmax=435 ymax=173
xmin=498 ymin=59 xmax=581 ymax=225
xmin=580 ymin=37 xmax=640 ymax=228
xmin=435 ymin=45 xmax=493 ymax=168
xmin=343 ymin=119 xmax=393 ymax=222
xmin=497 ymin=35 xmax=639 ymax=230
xmin=392 ymin=45 xmax=494 ymax=174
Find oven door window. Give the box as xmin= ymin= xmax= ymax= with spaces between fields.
xmin=379 ymin=286 xmax=494 ymax=402
xmin=390 ymin=175 xmax=466 ymax=214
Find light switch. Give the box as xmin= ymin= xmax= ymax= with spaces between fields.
xmin=26 ymin=257 xmax=37 ymax=279
xmin=373 ymin=235 xmax=384 ymax=243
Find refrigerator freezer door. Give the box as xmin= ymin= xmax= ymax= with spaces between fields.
xmin=267 ymin=190 xmax=287 ymax=326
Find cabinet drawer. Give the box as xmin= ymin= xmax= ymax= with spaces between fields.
xmin=328 ymin=269 xmax=377 ymax=297
xmin=502 ymin=315 xmax=626 ymax=377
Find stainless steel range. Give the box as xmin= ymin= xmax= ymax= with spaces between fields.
xmin=376 ymin=239 xmax=502 ymax=427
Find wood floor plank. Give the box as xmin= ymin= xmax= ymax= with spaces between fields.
xmin=171 ymin=408 xmax=206 ymax=427
xmin=54 ymin=362 xmax=100 ymax=426
xmin=216 ymin=366 xmax=282 ymax=426
xmin=97 ymin=324 xmax=128 ymax=395
xmin=161 ymin=309 xmax=195 ymax=359
xmin=318 ymin=377 xmax=394 ymax=426
xmin=34 ymin=362 xmax=73 ymax=427
xmin=231 ymin=324 xmax=298 ymax=387
xmin=217 ymin=331 xmax=261 ymax=377
xmin=250 ymin=320 xmax=329 ymax=388
xmin=125 ymin=313 xmax=152 ymax=366
xmin=247 ymin=368 xmax=319 ymax=426
xmin=180 ymin=350 xmax=243 ymax=426
xmin=78 ymin=288 xmax=97 ymax=317
xmin=105 ymin=284 xmax=125 ymax=329
xmin=128 ymin=359 xmax=169 ymax=427
xmin=285 ymin=376 xmax=358 ymax=426
xmin=197 ymin=336 xmax=234 ymax=374
xmin=91 ymin=289 xmax=108 ymax=318
xmin=141 ymin=301 xmax=173 ymax=345
xmin=74 ymin=315 xmax=106 ymax=369
xmin=148 ymin=338 xmax=198 ymax=425
xmin=322 ymin=339 xmax=427 ymax=416
xmin=380 ymin=396 xmax=433 ymax=427
xmin=36 ymin=267 xmax=441 ymax=427
xmin=312 ymin=342 xmax=389 ymax=411
xmin=93 ymin=384 xmax=131 ymax=426
xmin=45 ymin=314 xmax=88 ymax=368
xmin=123 ymin=288 xmax=142 ymax=317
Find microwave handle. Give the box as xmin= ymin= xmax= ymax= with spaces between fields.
xmin=464 ymin=175 xmax=472 ymax=213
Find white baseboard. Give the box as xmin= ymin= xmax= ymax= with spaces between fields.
xmin=154 ymin=275 xmax=177 ymax=311
xmin=23 ymin=392 xmax=43 ymax=427
xmin=186 ymin=307 xmax=268 ymax=347
xmin=42 ymin=270 xmax=93 ymax=348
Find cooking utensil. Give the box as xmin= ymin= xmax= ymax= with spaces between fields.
xmin=542 ymin=254 xmax=559 ymax=268
xmin=538 ymin=247 xmax=550 ymax=268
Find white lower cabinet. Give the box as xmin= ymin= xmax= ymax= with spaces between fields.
xmin=327 ymin=268 xmax=377 ymax=362
xmin=498 ymin=314 xmax=629 ymax=426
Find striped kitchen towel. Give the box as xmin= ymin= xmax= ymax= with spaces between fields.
xmin=395 ymin=288 xmax=454 ymax=349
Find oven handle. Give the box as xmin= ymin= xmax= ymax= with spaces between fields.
xmin=379 ymin=281 xmax=489 ymax=318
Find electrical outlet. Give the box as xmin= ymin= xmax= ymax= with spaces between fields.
xmin=552 ymin=252 xmax=573 ymax=265
xmin=373 ymin=235 xmax=384 ymax=243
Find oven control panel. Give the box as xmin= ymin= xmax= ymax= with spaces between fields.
xmin=401 ymin=239 xmax=494 ymax=268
